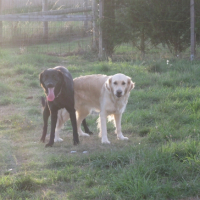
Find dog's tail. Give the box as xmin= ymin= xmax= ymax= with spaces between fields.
xmin=41 ymin=96 xmax=46 ymax=108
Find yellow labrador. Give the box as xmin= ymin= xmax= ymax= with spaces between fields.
xmin=54 ymin=73 xmax=135 ymax=144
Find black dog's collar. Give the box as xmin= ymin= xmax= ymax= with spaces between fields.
xmin=55 ymin=86 xmax=62 ymax=99
xmin=55 ymin=82 xmax=64 ymax=99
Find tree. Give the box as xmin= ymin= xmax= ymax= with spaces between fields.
xmin=103 ymin=0 xmax=194 ymax=57
xmin=102 ymin=0 xmax=115 ymax=58
xmin=150 ymin=0 xmax=190 ymax=55
xmin=115 ymin=0 xmax=153 ymax=59
xmin=195 ymin=0 xmax=200 ymax=44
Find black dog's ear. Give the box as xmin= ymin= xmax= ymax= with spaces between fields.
xmin=39 ymin=71 xmax=44 ymax=86
xmin=58 ymin=70 xmax=64 ymax=80
xmin=39 ymin=70 xmax=47 ymax=92
xmin=55 ymin=69 xmax=64 ymax=84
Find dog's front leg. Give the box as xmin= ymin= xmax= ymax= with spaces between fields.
xmin=46 ymin=108 xmax=58 ymax=147
xmin=114 ymin=113 xmax=128 ymax=140
xmin=100 ymin=111 xmax=110 ymax=144
xmin=69 ymin=110 xmax=79 ymax=145
xmin=40 ymin=103 xmax=50 ymax=143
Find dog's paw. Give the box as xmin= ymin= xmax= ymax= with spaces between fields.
xmin=87 ymin=131 xmax=93 ymax=135
xmin=101 ymin=138 xmax=110 ymax=144
xmin=40 ymin=138 xmax=45 ymax=143
xmin=118 ymin=135 xmax=129 ymax=140
xmin=73 ymin=139 xmax=80 ymax=145
xmin=79 ymin=132 xmax=90 ymax=137
xmin=45 ymin=143 xmax=53 ymax=147
xmin=54 ymin=137 xmax=63 ymax=142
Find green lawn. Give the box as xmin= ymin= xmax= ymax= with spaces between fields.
xmin=0 ymin=47 xmax=200 ymax=200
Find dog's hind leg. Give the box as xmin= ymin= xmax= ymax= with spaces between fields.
xmin=82 ymin=119 xmax=93 ymax=135
xmin=77 ymin=108 xmax=90 ymax=137
xmin=40 ymin=102 xmax=50 ymax=143
xmin=46 ymin=107 xmax=58 ymax=147
xmin=54 ymin=109 xmax=69 ymax=142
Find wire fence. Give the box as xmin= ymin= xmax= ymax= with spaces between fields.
xmin=0 ymin=0 xmax=93 ymax=56
xmin=2 ymin=0 xmax=85 ymax=11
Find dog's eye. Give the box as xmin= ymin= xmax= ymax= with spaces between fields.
xmin=43 ymin=75 xmax=48 ymax=81
xmin=52 ymin=74 xmax=58 ymax=80
xmin=114 ymin=81 xmax=117 ymax=85
xmin=122 ymin=82 xmax=126 ymax=85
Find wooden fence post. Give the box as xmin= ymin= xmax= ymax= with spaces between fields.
xmin=92 ymin=0 xmax=98 ymax=50
xmin=190 ymin=0 xmax=195 ymax=61
xmin=84 ymin=0 xmax=88 ymax=32
xmin=0 ymin=0 xmax=2 ymax=45
xmin=42 ymin=0 xmax=48 ymax=43
xmin=98 ymin=0 xmax=104 ymax=59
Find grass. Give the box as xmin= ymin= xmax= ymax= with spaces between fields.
xmin=0 ymin=46 xmax=200 ymax=200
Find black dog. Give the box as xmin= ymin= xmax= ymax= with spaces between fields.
xmin=40 ymin=66 xmax=91 ymax=147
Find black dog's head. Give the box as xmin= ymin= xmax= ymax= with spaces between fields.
xmin=40 ymin=68 xmax=63 ymax=102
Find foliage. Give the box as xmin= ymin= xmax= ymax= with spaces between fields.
xmin=102 ymin=0 xmax=199 ymax=57
xmin=115 ymin=0 xmax=153 ymax=58
xmin=149 ymin=0 xmax=190 ymax=55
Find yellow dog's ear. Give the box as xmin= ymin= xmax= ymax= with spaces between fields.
xmin=127 ymin=76 xmax=135 ymax=92
xmin=105 ymin=76 xmax=112 ymax=92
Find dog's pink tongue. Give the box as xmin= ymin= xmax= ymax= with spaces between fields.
xmin=47 ymin=87 xmax=55 ymax=101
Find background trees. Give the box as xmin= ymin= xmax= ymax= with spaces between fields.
xmin=102 ymin=0 xmax=200 ymax=58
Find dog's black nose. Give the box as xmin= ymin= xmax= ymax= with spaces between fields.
xmin=117 ymin=90 xmax=122 ymax=95
xmin=116 ymin=90 xmax=122 ymax=97
xmin=47 ymin=83 xmax=54 ymax=88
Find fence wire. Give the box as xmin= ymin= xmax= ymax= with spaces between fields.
xmin=0 ymin=0 xmax=93 ymax=56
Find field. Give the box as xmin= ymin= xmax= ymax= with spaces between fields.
xmin=0 ymin=46 xmax=200 ymax=200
